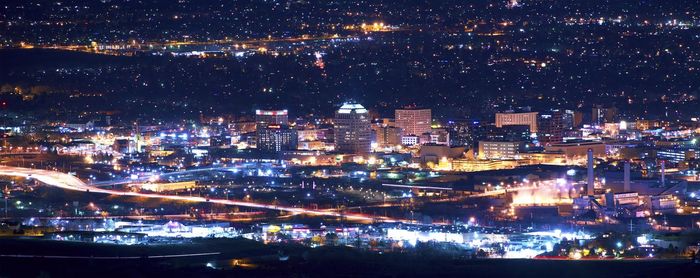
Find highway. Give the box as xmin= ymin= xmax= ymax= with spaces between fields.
xmin=0 ymin=165 xmax=396 ymax=223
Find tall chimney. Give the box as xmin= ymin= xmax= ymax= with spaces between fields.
xmin=660 ymin=160 xmax=666 ymax=187
xmin=587 ymin=148 xmax=594 ymax=195
xmin=624 ymin=160 xmax=631 ymax=192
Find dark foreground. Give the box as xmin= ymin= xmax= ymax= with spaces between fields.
xmin=0 ymin=238 xmax=698 ymax=277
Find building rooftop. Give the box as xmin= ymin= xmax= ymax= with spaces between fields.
xmin=338 ymin=103 xmax=368 ymax=114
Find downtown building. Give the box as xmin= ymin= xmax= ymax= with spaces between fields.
xmin=495 ymin=111 xmax=539 ymax=132
xmin=255 ymin=109 xmax=288 ymax=126
xmin=373 ymin=119 xmax=402 ymax=148
xmin=255 ymin=109 xmax=296 ymax=152
xmin=395 ymin=108 xmax=432 ymax=136
xmin=334 ymin=103 xmax=372 ymax=154
xmin=257 ymin=124 xmax=298 ymax=152
xmin=537 ymin=110 xmax=564 ymax=146
xmin=478 ymin=141 xmax=524 ymax=160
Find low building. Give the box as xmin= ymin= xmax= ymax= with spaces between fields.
xmin=545 ymin=141 xmax=605 ymax=163
xmin=452 ymin=159 xmax=518 ymax=172
xmin=478 ymin=141 xmax=524 ymax=160
xmin=137 ymin=181 xmax=197 ymax=192
xmin=419 ymin=144 xmax=465 ymax=163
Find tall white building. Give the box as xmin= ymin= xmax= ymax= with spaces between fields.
xmin=334 ymin=103 xmax=372 ymax=154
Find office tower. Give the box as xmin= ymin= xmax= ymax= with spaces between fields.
xmin=255 ymin=109 xmax=294 ymax=152
xmin=495 ymin=112 xmax=538 ymax=132
xmin=591 ymin=105 xmax=618 ymax=126
xmin=257 ymin=124 xmax=298 ymax=152
xmin=334 ymin=103 xmax=371 ymax=154
xmin=255 ymin=109 xmax=288 ymax=127
xmin=538 ymin=110 xmax=563 ymax=146
xmin=395 ymin=108 xmax=431 ymax=136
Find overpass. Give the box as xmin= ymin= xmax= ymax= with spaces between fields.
xmin=0 ymin=165 xmax=395 ymax=223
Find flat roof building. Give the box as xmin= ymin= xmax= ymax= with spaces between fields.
xmin=496 ymin=112 xmax=538 ymax=132
xmin=395 ymin=108 xmax=432 ymax=136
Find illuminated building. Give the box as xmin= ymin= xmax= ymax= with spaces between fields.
xmin=138 ymin=181 xmax=197 ymax=192
xmin=478 ymin=141 xmax=523 ymax=160
xmin=297 ymin=140 xmax=325 ymax=151
xmin=297 ymin=128 xmax=328 ymax=141
xmin=419 ymin=144 xmax=465 ymax=163
xmin=373 ymin=124 xmax=402 ymax=147
xmin=544 ymin=141 xmax=605 ymax=162
xmin=592 ymin=105 xmax=618 ymax=125
xmin=429 ymin=128 xmax=450 ymax=145
xmin=257 ymin=125 xmax=298 ymax=152
xmin=537 ymin=110 xmax=563 ymax=146
xmin=334 ymin=103 xmax=371 ymax=154
xmin=447 ymin=120 xmax=476 ymax=147
xmin=112 ymin=138 xmax=135 ymax=154
xmin=656 ymin=148 xmax=695 ymax=163
xmin=209 ymin=135 xmax=231 ymax=147
xmin=483 ymin=125 xmax=531 ymax=142
xmin=401 ymin=135 xmax=420 ymax=146
xmin=561 ymin=109 xmax=583 ymax=130
xmin=255 ymin=109 xmax=295 ymax=152
xmin=395 ymin=108 xmax=431 ymax=136
xmin=649 ymin=195 xmax=678 ymax=212
xmin=495 ymin=112 xmax=538 ymax=132
xmin=636 ymin=120 xmax=661 ymax=131
xmin=255 ymin=109 xmax=288 ymax=127
xmin=451 ymin=159 xmax=518 ymax=172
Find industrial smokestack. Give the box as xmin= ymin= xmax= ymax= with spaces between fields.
xmin=587 ymin=148 xmax=594 ymax=195
xmin=660 ymin=160 xmax=666 ymax=187
xmin=624 ymin=160 xmax=631 ymax=192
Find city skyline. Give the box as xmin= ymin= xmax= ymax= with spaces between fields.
xmin=1 ymin=1 xmax=700 ymax=277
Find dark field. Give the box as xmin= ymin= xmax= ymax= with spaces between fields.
xmin=0 ymin=237 xmax=698 ymax=277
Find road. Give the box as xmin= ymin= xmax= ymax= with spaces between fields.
xmin=0 ymin=165 xmax=396 ymax=223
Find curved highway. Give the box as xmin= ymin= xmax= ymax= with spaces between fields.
xmin=0 ymin=165 xmax=395 ymax=222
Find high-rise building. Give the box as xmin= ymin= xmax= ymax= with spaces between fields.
xmin=447 ymin=120 xmax=479 ymax=147
xmin=495 ymin=112 xmax=538 ymax=132
xmin=256 ymin=124 xmax=298 ymax=152
xmin=255 ymin=109 xmax=288 ymax=127
xmin=591 ymin=105 xmax=618 ymax=126
xmin=395 ymin=108 xmax=431 ymax=136
xmin=483 ymin=125 xmax=531 ymax=142
xmin=255 ymin=109 xmax=294 ymax=152
xmin=561 ymin=109 xmax=583 ymax=130
xmin=538 ymin=110 xmax=563 ymax=146
xmin=334 ymin=103 xmax=371 ymax=154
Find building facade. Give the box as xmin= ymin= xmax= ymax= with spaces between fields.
xmin=495 ymin=112 xmax=539 ymax=132
xmin=255 ymin=109 xmax=288 ymax=127
xmin=257 ymin=125 xmax=298 ymax=152
xmin=334 ymin=103 xmax=372 ymax=154
xmin=395 ymin=108 xmax=432 ymax=136
xmin=478 ymin=141 xmax=524 ymax=160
